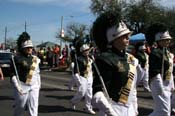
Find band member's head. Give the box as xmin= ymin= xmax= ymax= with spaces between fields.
xmin=92 ymin=11 xmax=132 ymax=51
xmin=73 ymin=36 xmax=84 ymax=55
xmin=80 ymin=44 xmax=90 ymax=56
xmin=155 ymin=31 xmax=172 ymax=48
xmin=146 ymin=23 xmax=172 ymax=48
xmin=17 ymin=32 xmax=33 ymax=55
xmin=135 ymin=42 xmax=147 ymax=52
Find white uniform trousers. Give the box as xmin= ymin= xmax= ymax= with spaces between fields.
xmin=136 ymin=65 xmax=150 ymax=92
xmin=171 ymin=92 xmax=175 ymax=111
xmin=149 ymin=78 xmax=171 ymax=116
xmin=70 ymin=75 xmax=93 ymax=110
xmin=68 ymin=62 xmax=77 ymax=90
xmin=68 ymin=75 xmax=77 ymax=90
xmin=92 ymin=92 xmax=136 ymax=116
xmin=132 ymin=64 xmax=147 ymax=115
xmin=13 ymin=88 xmax=40 ymax=116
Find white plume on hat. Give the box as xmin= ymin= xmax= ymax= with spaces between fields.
xmin=155 ymin=31 xmax=172 ymax=41
xmin=22 ymin=40 xmax=33 ymax=48
xmin=80 ymin=44 xmax=90 ymax=52
xmin=106 ymin=21 xmax=132 ymax=43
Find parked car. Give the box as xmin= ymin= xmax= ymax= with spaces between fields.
xmin=0 ymin=50 xmax=12 ymax=77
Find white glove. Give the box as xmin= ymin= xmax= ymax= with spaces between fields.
xmin=11 ymin=76 xmax=24 ymax=95
xmin=74 ymin=73 xmax=81 ymax=86
xmin=92 ymin=91 xmax=117 ymax=116
xmin=71 ymin=62 xmax=75 ymax=69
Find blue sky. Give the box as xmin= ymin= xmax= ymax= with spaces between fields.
xmin=0 ymin=0 xmax=95 ymax=46
xmin=0 ymin=0 xmax=174 ymax=47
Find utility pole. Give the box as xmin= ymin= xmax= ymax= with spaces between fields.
xmin=60 ymin=16 xmax=64 ymax=49
xmin=25 ymin=21 xmax=27 ymax=32
xmin=4 ymin=26 xmax=7 ymax=50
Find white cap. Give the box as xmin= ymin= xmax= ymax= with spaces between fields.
xmin=106 ymin=21 xmax=132 ymax=43
xmin=80 ymin=44 xmax=90 ymax=52
xmin=155 ymin=31 xmax=172 ymax=41
xmin=22 ymin=40 xmax=33 ymax=48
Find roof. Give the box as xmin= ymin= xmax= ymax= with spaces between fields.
xmin=0 ymin=50 xmax=11 ymax=53
xmin=36 ymin=41 xmax=59 ymax=48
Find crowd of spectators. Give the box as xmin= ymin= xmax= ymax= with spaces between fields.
xmin=34 ymin=44 xmax=69 ymax=69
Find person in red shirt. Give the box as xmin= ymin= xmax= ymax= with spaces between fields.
xmin=53 ymin=45 xmax=60 ymax=67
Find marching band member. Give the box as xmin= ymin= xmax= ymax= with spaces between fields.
xmin=135 ymin=42 xmax=151 ymax=92
xmin=68 ymin=44 xmax=77 ymax=91
xmin=146 ymin=23 xmax=174 ymax=116
xmin=70 ymin=43 xmax=96 ymax=115
xmin=91 ymin=12 xmax=143 ymax=116
xmin=11 ymin=32 xmax=41 ymax=116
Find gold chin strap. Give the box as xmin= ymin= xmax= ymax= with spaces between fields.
xmin=25 ymin=56 xmax=37 ymax=85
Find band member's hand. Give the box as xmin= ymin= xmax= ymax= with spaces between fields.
xmin=0 ymin=68 xmax=4 ymax=80
xmin=18 ymin=88 xmax=23 ymax=95
xmin=11 ymin=76 xmax=26 ymax=95
xmin=0 ymin=75 xmax=4 ymax=80
xmin=75 ymin=73 xmax=81 ymax=86
xmin=92 ymin=91 xmax=117 ymax=116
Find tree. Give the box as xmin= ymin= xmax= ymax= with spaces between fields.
xmin=90 ymin=0 xmax=175 ymax=36
xmin=125 ymin=0 xmax=164 ymax=34
xmin=56 ymin=22 xmax=89 ymax=43
xmin=163 ymin=7 xmax=175 ymax=37
xmin=6 ymin=37 xmax=17 ymax=50
xmin=90 ymin=0 xmax=122 ymax=16
xmin=66 ymin=22 xmax=89 ymax=39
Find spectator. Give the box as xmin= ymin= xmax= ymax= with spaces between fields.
xmin=46 ymin=47 xmax=54 ymax=69
xmin=0 ymin=67 xmax=4 ymax=80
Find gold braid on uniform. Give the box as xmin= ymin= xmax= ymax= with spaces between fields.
xmin=119 ymin=54 xmax=136 ymax=104
xmin=165 ymin=52 xmax=173 ymax=81
xmin=84 ymin=57 xmax=92 ymax=78
xmin=25 ymin=56 xmax=37 ymax=85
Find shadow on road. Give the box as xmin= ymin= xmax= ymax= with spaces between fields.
xmin=41 ymin=88 xmax=62 ymax=92
xmin=45 ymin=95 xmax=73 ymax=100
xmin=39 ymin=105 xmax=68 ymax=113
xmin=41 ymin=87 xmax=74 ymax=92
xmin=0 ymin=96 xmax=14 ymax=101
xmin=38 ymin=104 xmax=88 ymax=114
xmin=138 ymin=107 xmax=152 ymax=116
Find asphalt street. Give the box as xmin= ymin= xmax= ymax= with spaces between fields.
xmin=0 ymin=69 xmax=174 ymax=116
